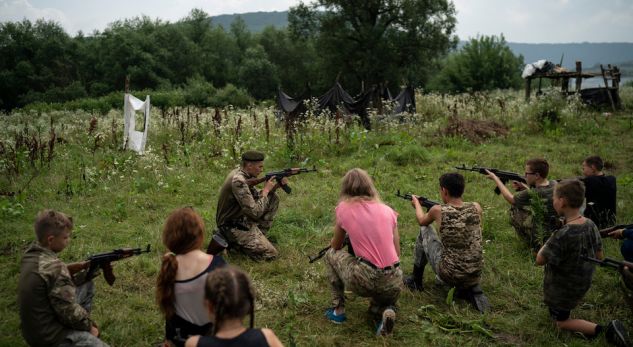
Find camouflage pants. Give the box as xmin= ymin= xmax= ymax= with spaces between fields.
xmin=509 ymin=207 xmax=541 ymax=252
xmin=325 ymin=248 xmax=402 ymax=315
xmin=57 ymin=281 xmax=110 ymax=347
xmin=57 ymin=330 xmax=109 ymax=347
xmin=413 ymin=226 xmax=444 ymax=282
xmin=224 ymin=195 xmax=279 ymax=261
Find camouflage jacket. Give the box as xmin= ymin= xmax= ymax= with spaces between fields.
xmin=18 ymin=242 xmax=93 ymax=347
xmin=216 ymin=168 xmax=275 ymax=227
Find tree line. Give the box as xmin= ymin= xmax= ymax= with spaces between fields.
xmin=0 ymin=1 xmax=525 ymax=112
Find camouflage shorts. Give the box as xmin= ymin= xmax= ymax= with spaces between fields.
xmin=224 ymin=224 xmax=278 ymax=261
xmin=325 ymin=248 xmax=402 ymax=313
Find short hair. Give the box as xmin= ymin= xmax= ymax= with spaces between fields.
xmin=439 ymin=172 xmax=465 ymax=198
xmin=584 ymin=155 xmax=603 ymax=171
xmin=34 ymin=210 xmax=73 ymax=242
xmin=526 ymin=158 xmax=549 ymax=178
xmin=554 ymin=179 xmax=585 ymax=208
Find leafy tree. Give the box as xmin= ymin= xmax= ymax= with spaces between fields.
xmin=288 ymin=0 xmax=458 ymax=92
xmin=428 ymin=34 xmax=524 ymax=93
xmin=237 ymin=45 xmax=279 ymax=99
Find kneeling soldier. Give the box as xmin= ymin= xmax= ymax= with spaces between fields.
xmin=212 ymin=150 xmax=288 ymax=261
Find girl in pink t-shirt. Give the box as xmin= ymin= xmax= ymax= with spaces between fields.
xmin=324 ymin=168 xmax=402 ymax=336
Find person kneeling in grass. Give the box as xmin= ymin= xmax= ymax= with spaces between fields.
xmin=185 ymin=266 xmax=283 ymax=347
xmin=536 ymin=179 xmax=631 ymax=346
xmin=403 ymin=172 xmax=489 ymax=313
xmin=324 ymin=168 xmax=402 ymax=336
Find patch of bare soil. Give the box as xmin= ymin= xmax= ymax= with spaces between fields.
xmin=443 ymin=116 xmax=509 ymax=144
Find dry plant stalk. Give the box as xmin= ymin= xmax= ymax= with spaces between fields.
xmin=235 ymin=114 xmax=242 ymax=138
xmin=88 ymin=117 xmax=98 ymax=136
xmin=179 ymin=120 xmax=186 ymax=145
xmin=47 ymin=127 xmax=56 ymax=164
xmin=162 ymin=143 xmax=170 ymax=164
xmin=264 ymin=113 xmax=270 ymax=142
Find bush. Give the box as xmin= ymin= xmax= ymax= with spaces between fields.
xmin=211 ymin=84 xmax=252 ymax=108
xmin=526 ymin=91 xmax=566 ymax=126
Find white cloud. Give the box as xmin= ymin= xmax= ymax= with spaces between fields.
xmin=0 ymin=0 xmax=73 ymax=31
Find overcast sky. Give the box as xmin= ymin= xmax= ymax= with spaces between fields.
xmin=1 ymin=0 xmax=632 ymax=43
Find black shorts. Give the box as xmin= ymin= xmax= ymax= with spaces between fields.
xmin=548 ymin=306 xmax=571 ymax=321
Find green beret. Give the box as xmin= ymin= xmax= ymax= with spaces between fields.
xmin=241 ymin=150 xmax=265 ymax=162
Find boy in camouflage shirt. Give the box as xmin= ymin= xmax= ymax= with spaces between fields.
xmin=486 ymin=158 xmax=558 ymax=252
xmin=404 ymin=173 xmax=489 ymax=312
xmin=536 ymin=179 xmax=630 ymax=345
xmin=18 ymin=210 xmax=109 ymax=347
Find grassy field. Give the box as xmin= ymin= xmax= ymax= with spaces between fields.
xmin=1 ymin=88 xmax=632 ymax=346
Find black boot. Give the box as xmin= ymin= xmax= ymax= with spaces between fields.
xmin=404 ymin=265 xmax=424 ymax=291
xmin=458 ymin=284 xmax=490 ymax=314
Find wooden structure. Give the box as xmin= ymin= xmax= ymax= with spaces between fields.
xmin=524 ymin=61 xmax=621 ymax=111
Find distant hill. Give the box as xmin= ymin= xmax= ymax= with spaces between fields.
xmin=506 ymin=42 xmax=633 ymax=72
xmin=211 ymin=11 xmax=633 ymax=73
xmin=210 ymin=11 xmax=288 ymax=32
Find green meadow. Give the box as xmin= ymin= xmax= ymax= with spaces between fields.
xmin=1 ymin=89 xmax=632 ymax=346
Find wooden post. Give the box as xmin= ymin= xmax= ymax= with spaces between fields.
xmin=525 ymin=78 xmax=532 ymax=101
xmin=575 ymin=61 xmax=582 ymax=92
xmin=600 ymin=64 xmax=616 ymax=112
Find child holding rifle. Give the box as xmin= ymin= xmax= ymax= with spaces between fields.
xmin=486 ymin=158 xmax=558 ymax=252
xmin=324 ymin=168 xmax=402 ymax=336
xmin=404 ymin=173 xmax=489 ymax=313
xmin=18 ymin=209 xmax=109 ymax=346
xmin=536 ymin=179 xmax=630 ymax=345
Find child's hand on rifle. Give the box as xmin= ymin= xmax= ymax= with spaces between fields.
xmin=608 ymin=228 xmax=624 ymax=239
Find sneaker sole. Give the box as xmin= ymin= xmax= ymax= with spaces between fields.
xmin=609 ymin=321 xmax=631 ymax=347
xmin=381 ymin=309 xmax=396 ymax=335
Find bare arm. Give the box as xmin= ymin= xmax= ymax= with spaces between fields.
xmin=185 ymin=336 xmax=200 ymax=347
xmin=262 ymin=328 xmax=285 ymax=347
xmin=485 ymin=170 xmax=515 ymax=205
xmin=535 ymin=247 xmax=547 ymax=266
xmin=330 ymin=223 xmax=346 ymax=250
xmin=413 ymin=195 xmax=439 ymax=226
xmin=393 ymin=226 xmax=401 ymax=257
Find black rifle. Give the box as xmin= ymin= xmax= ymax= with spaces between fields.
xmin=581 ymin=255 xmax=633 ymax=270
xmin=308 ymin=236 xmax=354 ymax=263
xmin=455 ymin=164 xmax=527 ymax=195
xmin=395 ymin=190 xmax=439 ymax=210
xmin=75 ymin=245 xmax=151 ymax=286
xmin=599 ymin=223 xmax=633 ymax=238
xmin=246 ymin=166 xmax=317 ymax=194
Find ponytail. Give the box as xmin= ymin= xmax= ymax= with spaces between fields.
xmin=156 ymin=253 xmax=179 ymax=318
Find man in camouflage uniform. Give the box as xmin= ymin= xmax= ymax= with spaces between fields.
xmin=212 ymin=150 xmax=291 ymax=261
xmin=18 ymin=210 xmax=109 ymax=347
xmin=487 ymin=158 xmax=558 ymax=252
xmin=404 ymin=173 xmax=489 ymax=313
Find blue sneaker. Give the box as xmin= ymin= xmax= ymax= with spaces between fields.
xmin=376 ymin=308 xmax=396 ymax=336
xmin=325 ymin=307 xmax=347 ymax=324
